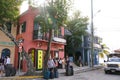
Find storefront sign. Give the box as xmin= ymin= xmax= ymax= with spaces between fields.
xmin=36 ymin=50 xmax=43 ymax=70
xmin=0 ymin=41 xmax=14 ymax=46
xmin=31 ymin=50 xmax=35 ymax=64
xmin=18 ymin=43 xmax=23 ymax=53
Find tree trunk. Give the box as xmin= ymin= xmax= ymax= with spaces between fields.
xmin=43 ymin=28 xmax=52 ymax=70
xmin=22 ymin=48 xmax=35 ymax=76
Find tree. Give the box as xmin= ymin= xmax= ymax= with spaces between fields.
xmin=35 ymin=0 xmax=72 ymax=72
xmin=99 ymin=44 xmax=110 ymax=60
xmin=0 ymin=0 xmax=36 ymax=76
xmin=65 ymin=11 xmax=88 ymax=56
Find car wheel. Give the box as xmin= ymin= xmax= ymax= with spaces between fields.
xmin=105 ymin=71 xmax=109 ymax=74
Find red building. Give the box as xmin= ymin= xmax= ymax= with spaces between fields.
xmin=14 ymin=6 xmax=66 ymax=71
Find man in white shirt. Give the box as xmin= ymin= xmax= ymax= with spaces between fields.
xmin=5 ymin=55 xmax=12 ymax=77
xmin=6 ymin=56 xmax=10 ymax=64
xmin=47 ymin=58 xmax=55 ymax=69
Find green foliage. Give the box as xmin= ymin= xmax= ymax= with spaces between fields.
xmin=34 ymin=0 xmax=72 ymax=69
xmin=65 ymin=11 xmax=89 ymax=54
xmin=49 ymin=0 xmax=72 ymax=26
xmin=99 ymin=44 xmax=110 ymax=58
xmin=34 ymin=0 xmax=72 ymax=34
xmin=0 ymin=0 xmax=23 ymax=24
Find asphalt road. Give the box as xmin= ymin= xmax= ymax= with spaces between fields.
xmin=52 ymin=68 xmax=120 ymax=80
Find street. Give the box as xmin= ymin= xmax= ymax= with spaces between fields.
xmin=51 ymin=68 xmax=120 ymax=80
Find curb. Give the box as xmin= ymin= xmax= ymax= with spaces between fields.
xmin=0 ymin=76 xmax=43 ymax=80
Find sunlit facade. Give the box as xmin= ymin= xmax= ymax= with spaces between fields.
xmin=15 ymin=6 xmax=66 ymax=71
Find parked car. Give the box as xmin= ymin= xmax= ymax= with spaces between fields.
xmin=104 ymin=57 xmax=120 ymax=74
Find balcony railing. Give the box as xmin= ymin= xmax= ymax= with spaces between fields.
xmin=33 ymin=30 xmax=64 ymax=41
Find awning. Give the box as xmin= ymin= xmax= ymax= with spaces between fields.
xmin=53 ymin=37 xmax=66 ymax=44
xmin=93 ymin=43 xmax=101 ymax=48
xmin=114 ymin=48 xmax=120 ymax=52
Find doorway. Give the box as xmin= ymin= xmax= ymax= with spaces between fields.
xmin=1 ymin=48 xmax=11 ymax=58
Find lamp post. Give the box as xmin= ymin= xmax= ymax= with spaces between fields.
xmin=90 ymin=0 xmax=101 ymax=67
xmin=90 ymin=0 xmax=94 ymax=67
xmin=18 ymin=38 xmax=24 ymax=75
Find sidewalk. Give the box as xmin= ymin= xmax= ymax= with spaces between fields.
xmin=0 ymin=65 xmax=103 ymax=80
xmin=58 ymin=64 xmax=103 ymax=75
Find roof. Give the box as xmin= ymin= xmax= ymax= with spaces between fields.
xmin=114 ymin=48 xmax=120 ymax=52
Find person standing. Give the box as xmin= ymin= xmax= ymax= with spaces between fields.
xmin=5 ymin=55 xmax=11 ymax=77
xmin=62 ymin=58 xmax=65 ymax=69
xmin=6 ymin=55 xmax=10 ymax=65
xmin=47 ymin=57 xmax=55 ymax=71
xmin=79 ymin=56 xmax=83 ymax=67
xmin=58 ymin=58 xmax=62 ymax=69
xmin=65 ymin=56 xmax=70 ymax=68
xmin=0 ymin=58 xmax=4 ymax=77
xmin=47 ymin=57 xmax=55 ymax=79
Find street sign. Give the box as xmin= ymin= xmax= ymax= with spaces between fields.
xmin=19 ymin=42 xmax=23 ymax=53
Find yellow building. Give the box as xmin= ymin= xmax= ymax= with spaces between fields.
xmin=0 ymin=25 xmax=17 ymax=65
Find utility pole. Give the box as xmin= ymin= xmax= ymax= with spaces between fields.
xmin=90 ymin=0 xmax=94 ymax=68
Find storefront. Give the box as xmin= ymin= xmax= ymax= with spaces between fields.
xmin=14 ymin=6 xmax=66 ymax=72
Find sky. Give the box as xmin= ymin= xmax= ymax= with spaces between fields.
xmin=20 ymin=0 xmax=120 ymax=51
xmin=73 ymin=0 xmax=120 ymax=51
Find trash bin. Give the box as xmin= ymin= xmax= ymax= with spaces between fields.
xmin=43 ymin=69 xmax=50 ymax=79
xmin=5 ymin=64 xmax=12 ymax=77
xmin=66 ymin=65 xmax=74 ymax=76
xmin=54 ymin=68 xmax=59 ymax=78
xmin=10 ymin=67 xmax=16 ymax=76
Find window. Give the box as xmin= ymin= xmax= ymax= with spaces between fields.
xmin=6 ymin=22 xmax=12 ymax=33
xmin=21 ymin=22 xmax=26 ymax=33
xmin=54 ymin=51 xmax=59 ymax=58
xmin=33 ymin=22 xmax=43 ymax=39
xmin=88 ymin=37 xmax=91 ymax=41
xmin=53 ymin=28 xmax=62 ymax=37
xmin=87 ymin=43 xmax=90 ymax=47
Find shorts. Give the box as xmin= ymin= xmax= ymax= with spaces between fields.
xmin=0 ymin=65 xmax=4 ymax=71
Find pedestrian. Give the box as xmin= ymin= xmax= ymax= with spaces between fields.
xmin=0 ymin=58 xmax=4 ymax=77
xmin=65 ymin=56 xmax=74 ymax=76
xmin=79 ymin=56 xmax=83 ymax=67
xmin=53 ymin=58 xmax=59 ymax=78
xmin=47 ymin=57 xmax=56 ymax=79
xmin=53 ymin=58 xmax=58 ymax=68
xmin=58 ymin=58 xmax=62 ymax=69
xmin=47 ymin=57 xmax=55 ymax=71
xmin=5 ymin=55 xmax=12 ymax=77
xmin=62 ymin=58 xmax=65 ymax=69
xmin=65 ymin=56 xmax=70 ymax=68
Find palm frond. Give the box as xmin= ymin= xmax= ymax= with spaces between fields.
xmin=99 ymin=52 xmax=104 ymax=58
xmin=103 ymin=49 xmax=110 ymax=55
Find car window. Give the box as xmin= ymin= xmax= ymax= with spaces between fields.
xmin=109 ymin=58 xmax=120 ymax=62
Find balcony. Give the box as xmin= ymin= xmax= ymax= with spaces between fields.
xmin=33 ymin=30 xmax=66 ymax=44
